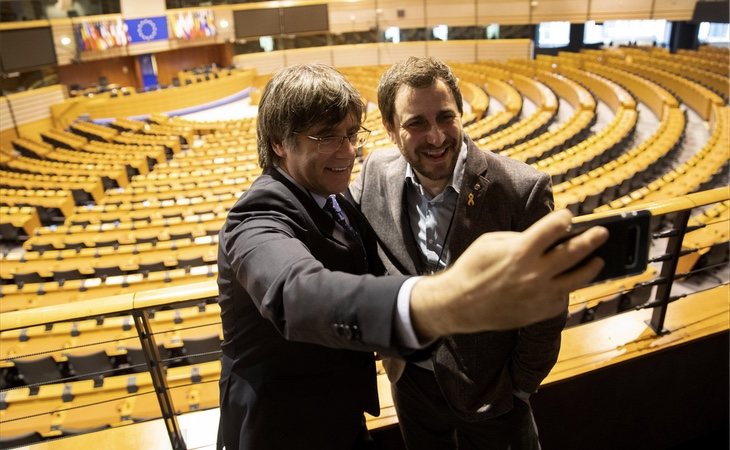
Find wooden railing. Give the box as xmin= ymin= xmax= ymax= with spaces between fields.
xmin=0 ymin=188 xmax=727 ymax=450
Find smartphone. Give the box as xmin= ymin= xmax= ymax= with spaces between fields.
xmin=559 ymin=210 xmax=651 ymax=284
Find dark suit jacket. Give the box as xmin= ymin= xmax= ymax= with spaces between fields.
xmin=217 ymin=167 xmax=410 ymax=450
xmin=349 ymin=137 xmax=567 ymax=422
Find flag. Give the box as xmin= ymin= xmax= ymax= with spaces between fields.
xmin=125 ymin=16 xmax=169 ymax=43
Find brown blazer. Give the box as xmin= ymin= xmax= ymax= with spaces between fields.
xmin=349 ymin=137 xmax=567 ymax=422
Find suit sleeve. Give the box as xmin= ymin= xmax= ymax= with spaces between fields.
xmin=510 ymin=172 xmax=567 ymax=393
xmin=220 ymin=192 xmax=414 ymax=358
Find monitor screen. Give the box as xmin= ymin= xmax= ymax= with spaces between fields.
xmin=281 ymin=4 xmax=329 ymax=34
xmin=692 ymin=1 xmax=730 ymax=23
xmin=234 ymin=8 xmax=281 ymax=38
xmin=0 ymin=27 xmax=57 ymax=73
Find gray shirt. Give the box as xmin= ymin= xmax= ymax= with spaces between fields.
xmin=404 ymin=142 xmax=468 ymax=273
xmin=403 ymin=142 xmax=468 ymax=369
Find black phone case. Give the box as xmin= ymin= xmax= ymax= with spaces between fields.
xmin=570 ymin=210 xmax=651 ymax=284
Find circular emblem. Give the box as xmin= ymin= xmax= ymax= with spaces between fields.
xmin=137 ymin=19 xmax=158 ymax=41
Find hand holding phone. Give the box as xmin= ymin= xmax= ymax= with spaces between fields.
xmin=557 ymin=210 xmax=651 ymax=284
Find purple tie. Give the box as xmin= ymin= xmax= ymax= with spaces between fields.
xmin=324 ymin=195 xmax=359 ymax=239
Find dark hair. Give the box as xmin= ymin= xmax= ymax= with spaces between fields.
xmin=377 ymin=56 xmax=463 ymax=128
xmin=257 ymin=63 xmax=365 ymax=168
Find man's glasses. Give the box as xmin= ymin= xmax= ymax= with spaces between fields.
xmin=296 ymin=127 xmax=371 ymax=154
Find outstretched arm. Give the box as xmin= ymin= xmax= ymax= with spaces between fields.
xmin=409 ymin=209 xmax=607 ymax=339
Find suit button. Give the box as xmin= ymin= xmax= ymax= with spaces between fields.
xmin=343 ymin=325 xmax=352 ymax=340
xmin=333 ymin=324 xmax=344 ymax=336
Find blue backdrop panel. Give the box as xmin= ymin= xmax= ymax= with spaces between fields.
xmin=138 ymin=54 xmax=158 ymax=90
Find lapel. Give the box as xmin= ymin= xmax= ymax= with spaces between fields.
xmin=268 ymin=168 xmax=345 ymax=246
xmin=380 ymin=157 xmax=421 ymax=275
xmin=447 ymin=139 xmax=492 ymax=259
xmin=268 ymin=168 xmax=371 ymax=272
xmin=381 ymin=140 xmax=493 ymax=275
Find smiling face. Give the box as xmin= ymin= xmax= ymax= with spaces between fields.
xmin=385 ymin=78 xmax=463 ymax=197
xmin=273 ymin=114 xmax=360 ymax=196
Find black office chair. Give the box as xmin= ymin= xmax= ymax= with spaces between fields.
xmin=94 ymin=264 xmax=125 ymax=279
xmin=53 ymin=268 xmax=84 ymax=285
xmin=67 ymin=351 xmax=115 ymax=387
xmin=124 ymin=345 xmax=169 ymax=373
xmin=12 ymin=272 xmax=46 ymax=285
xmin=59 ymin=424 xmax=110 ymax=437
xmin=182 ymin=335 xmax=222 ymax=365
xmin=176 ymin=255 xmax=206 ymax=272
xmin=0 ymin=431 xmax=43 ymax=448
xmin=12 ymin=356 xmax=64 ymax=394
xmin=137 ymin=260 xmax=169 ymax=274
xmin=169 ymin=232 xmax=194 ymax=241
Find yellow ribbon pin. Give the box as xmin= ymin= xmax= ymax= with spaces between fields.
xmin=467 ymin=192 xmax=475 ymax=206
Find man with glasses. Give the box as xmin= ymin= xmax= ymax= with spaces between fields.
xmin=217 ymin=63 xmax=607 ymax=450
xmin=349 ymin=56 xmax=563 ymax=449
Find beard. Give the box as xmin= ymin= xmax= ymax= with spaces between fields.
xmin=409 ymin=136 xmax=460 ymax=185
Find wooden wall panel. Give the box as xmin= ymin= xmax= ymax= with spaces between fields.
xmin=652 ymin=0 xmax=697 ymax=20
xmin=50 ymin=19 xmax=77 ymax=66
xmin=56 ymin=57 xmax=138 ymax=89
xmin=531 ymin=0 xmax=589 ymax=23
xmin=0 ymin=97 xmax=14 ymax=133
xmin=477 ymin=0 xmax=531 ymax=25
xmin=213 ymin=7 xmax=236 ymax=43
xmin=56 ymin=45 xmax=232 ymax=90
xmin=155 ymin=44 xmax=230 ymax=85
xmin=0 ymin=95 xmax=18 ymax=155
xmin=377 ymin=0 xmax=426 ymax=29
xmin=6 ymin=85 xmax=66 ymax=126
xmin=425 ymin=1 xmax=478 ymax=27
xmin=0 ymin=127 xmax=18 ymax=152
xmin=0 ymin=86 xmax=63 ymax=141
xmin=233 ymin=51 xmax=287 ymax=75
xmin=329 ymin=0 xmax=378 ymax=34
xmin=79 ymin=46 xmax=130 ymax=63
xmin=427 ymin=40 xmax=478 ymax=62
xmin=168 ymin=37 xmax=221 ymax=53
xmin=233 ymin=39 xmax=534 ymax=74
xmin=127 ymin=39 xmax=171 ymax=56
xmin=477 ymin=38 xmax=533 ymax=60
xmin=332 ymin=44 xmax=380 ymax=67
xmin=378 ymin=41 xmax=428 ymax=65
xmin=589 ymin=0 xmax=654 ymax=20
xmin=120 ymin=0 xmax=165 ymax=18
xmin=283 ymin=47 xmax=335 ymax=67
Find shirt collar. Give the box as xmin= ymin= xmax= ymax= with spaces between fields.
xmin=405 ymin=139 xmax=467 ymax=198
